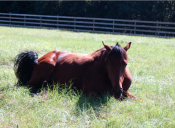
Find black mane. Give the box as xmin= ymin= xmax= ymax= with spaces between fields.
xmin=109 ymin=44 xmax=127 ymax=61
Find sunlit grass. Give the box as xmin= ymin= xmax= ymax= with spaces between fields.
xmin=0 ymin=26 xmax=175 ymax=127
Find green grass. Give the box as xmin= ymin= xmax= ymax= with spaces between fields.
xmin=0 ymin=26 xmax=175 ymax=128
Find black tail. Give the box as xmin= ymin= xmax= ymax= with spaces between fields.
xmin=14 ymin=51 xmax=38 ymax=86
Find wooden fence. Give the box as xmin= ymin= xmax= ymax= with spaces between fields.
xmin=0 ymin=12 xmax=175 ymax=37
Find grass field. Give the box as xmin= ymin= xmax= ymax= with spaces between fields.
xmin=0 ymin=26 xmax=175 ymax=128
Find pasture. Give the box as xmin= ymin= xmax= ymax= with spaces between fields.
xmin=0 ymin=26 xmax=175 ymax=127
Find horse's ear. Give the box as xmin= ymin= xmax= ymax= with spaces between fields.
xmin=102 ymin=41 xmax=112 ymax=52
xmin=116 ymin=42 xmax=119 ymax=45
xmin=124 ymin=42 xmax=131 ymax=51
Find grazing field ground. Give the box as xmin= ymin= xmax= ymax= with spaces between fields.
xmin=0 ymin=26 xmax=175 ymax=128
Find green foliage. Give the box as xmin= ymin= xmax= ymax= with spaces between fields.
xmin=0 ymin=1 xmax=175 ymax=21
xmin=0 ymin=26 xmax=175 ymax=127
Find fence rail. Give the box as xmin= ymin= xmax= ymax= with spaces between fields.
xmin=0 ymin=12 xmax=175 ymax=37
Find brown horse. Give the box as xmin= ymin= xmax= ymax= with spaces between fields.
xmin=14 ymin=42 xmax=135 ymax=100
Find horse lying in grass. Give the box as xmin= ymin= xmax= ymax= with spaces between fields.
xmin=14 ymin=42 xmax=135 ymax=100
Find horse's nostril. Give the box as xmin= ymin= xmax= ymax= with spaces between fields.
xmin=113 ymin=88 xmax=123 ymax=99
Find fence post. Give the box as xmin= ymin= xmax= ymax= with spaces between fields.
xmin=113 ymin=20 xmax=114 ymax=33
xmin=134 ymin=21 xmax=136 ymax=35
xmin=93 ymin=19 xmax=95 ymax=32
xmin=40 ymin=16 xmax=42 ymax=27
xmin=57 ymin=15 xmax=58 ymax=28
xmin=9 ymin=12 xmax=11 ymax=25
xmin=74 ymin=18 xmax=76 ymax=30
xmin=24 ymin=14 xmax=26 ymax=26
xmin=156 ymin=20 xmax=158 ymax=36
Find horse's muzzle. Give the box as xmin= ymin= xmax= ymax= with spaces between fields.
xmin=113 ymin=88 xmax=123 ymax=100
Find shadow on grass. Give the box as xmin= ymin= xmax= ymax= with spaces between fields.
xmin=15 ymin=81 xmax=53 ymax=95
xmin=77 ymin=93 xmax=111 ymax=108
xmin=15 ymin=81 xmax=113 ymax=117
xmin=74 ymin=92 xmax=112 ymax=117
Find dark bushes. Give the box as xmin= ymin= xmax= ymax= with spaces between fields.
xmin=0 ymin=1 xmax=175 ymax=22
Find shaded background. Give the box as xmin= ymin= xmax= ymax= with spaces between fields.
xmin=0 ymin=1 xmax=175 ymax=22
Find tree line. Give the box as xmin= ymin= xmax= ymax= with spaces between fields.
xmin=0 ymin=1 xmax=175 ymax=22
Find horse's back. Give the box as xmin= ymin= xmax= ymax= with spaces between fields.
xmin=53 ymin=51 xmax=94 ymax=87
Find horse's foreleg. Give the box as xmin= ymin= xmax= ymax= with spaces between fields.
xmin=125 ymin=90 xmax=136 ymax=98
xmin=122 ymin=67 xmax=136 ymax=99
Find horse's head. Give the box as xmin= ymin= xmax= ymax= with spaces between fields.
xmin=103 ymin=41 xmax=131 ymax=100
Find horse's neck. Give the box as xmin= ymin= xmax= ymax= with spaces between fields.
xmin=90 ymin=48 xmax=107 ymax=63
